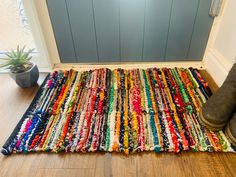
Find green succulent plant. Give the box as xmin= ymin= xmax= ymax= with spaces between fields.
xmin=0 ymin=46 xmax=35 ymax=73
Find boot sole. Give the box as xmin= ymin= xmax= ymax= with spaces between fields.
xmin=225 ymin=124 xmax=236 ymax=147
xmin=199 ymin=109 xmax=226 ymax=131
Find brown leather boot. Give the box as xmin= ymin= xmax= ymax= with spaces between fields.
xmin=225 ymin=112 xmax=236 ymax=146
xmin=199 ymin=64 xmax=236 ymax=131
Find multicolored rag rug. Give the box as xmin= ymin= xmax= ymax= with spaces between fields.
xmin=2 ymin=68 xmax=236 ymax=155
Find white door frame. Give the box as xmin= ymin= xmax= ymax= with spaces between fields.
xmin=22 ymin=0 xmax=61 ymax=70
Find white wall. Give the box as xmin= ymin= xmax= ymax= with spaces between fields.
xmin=204 ymin=0 xmax=236 ymax=86
xmin=214 ymin=0 xmax=236 ymax=65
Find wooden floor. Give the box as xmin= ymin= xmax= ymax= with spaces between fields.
xmin=0 ymin=71 xmax=235 ymax=177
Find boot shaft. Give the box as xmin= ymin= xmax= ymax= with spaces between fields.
xmin=224 ymin=64 xmax=236 ymax=85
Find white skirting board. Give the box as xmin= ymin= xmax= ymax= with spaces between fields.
xmin=203 ymin=48 xmax=233 ymax=86
xmin=53 ymin=61 xmax=204 ymax=71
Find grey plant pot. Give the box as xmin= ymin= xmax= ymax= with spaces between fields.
xmin=10 ymin=64 xmax=39 ymax=88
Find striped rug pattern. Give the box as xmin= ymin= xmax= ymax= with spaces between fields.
xmin=2 ymin=68 xmax=235 ymax=155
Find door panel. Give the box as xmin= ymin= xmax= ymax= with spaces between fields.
xmin=47 ymin=0 xmax=77 ymax=63
xmin=93 ymin=0 xmax=120 ymax=62
xmin=120 ymin=0 xmax=145 ymax=62
xmin=188 ymin=0 xmax=214 ymax=59
xmin=143 ymin=0 xmax=172 ymax=61
xmin=47 ymin=0 xmax=214 ymax=63
xmin=165 ymin=0 xmax=199 ymax=60
xmin=66 ymin=0 xmax=98 ymax=63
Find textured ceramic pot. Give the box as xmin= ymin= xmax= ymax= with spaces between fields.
xmin=10 ymin=64 xmax=39 ymax=88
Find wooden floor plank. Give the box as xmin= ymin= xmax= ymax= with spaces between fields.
xmin=111 ymin=154 xmax=137 ymax=177
xmin=151 ymin=152 xmax=187 ymax=177
xmin=35 ymin=169 xmax=94 ymax=177
xmin=94 ymin=153 xmax=112 ymax=177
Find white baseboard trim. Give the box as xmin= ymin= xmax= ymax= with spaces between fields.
xmin=53 ymin=61 xmax=204 ymax=71
xmin=203 ymin=49 xmax=232 ymax=86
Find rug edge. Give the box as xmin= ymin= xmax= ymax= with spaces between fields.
xmin=1 ymin=73 xmax=51 ymax=156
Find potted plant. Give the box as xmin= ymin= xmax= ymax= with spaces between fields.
xmin=0 ymin=46 xmax=39 ymax=88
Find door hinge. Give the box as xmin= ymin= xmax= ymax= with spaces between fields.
xmin=209 ymin=0 xmax=223 ymax=17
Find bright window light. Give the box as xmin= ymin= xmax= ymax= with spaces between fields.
xmin=0 ymin=0 xmax=36 ymax=55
